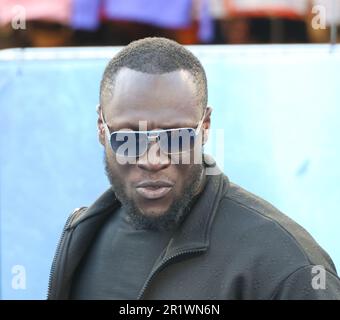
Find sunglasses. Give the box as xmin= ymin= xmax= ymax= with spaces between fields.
xmin=100 ymin=108 xmax=206 ymax=158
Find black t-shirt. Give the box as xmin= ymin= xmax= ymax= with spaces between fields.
xmin=70 ymin=206 xmax=174 ymax=299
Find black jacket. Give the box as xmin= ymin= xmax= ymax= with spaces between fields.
xmin=47 ymin=171 xmax=340 ymax=299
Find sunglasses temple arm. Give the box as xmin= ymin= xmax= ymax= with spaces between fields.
xmin=100 ymin=109 xmax=111 ymax=141
xmin=195 ymin=109 xmax=207 ymax=135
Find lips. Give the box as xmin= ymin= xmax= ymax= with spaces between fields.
xmin=135 ymin=180 xmax=174 ymax=200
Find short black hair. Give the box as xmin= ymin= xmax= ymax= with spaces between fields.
xmin=100 ymin=37 xmax=208 ymax=110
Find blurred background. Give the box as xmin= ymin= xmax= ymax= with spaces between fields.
xmin=1 ymin=0 xmax=340 ymax=300
xmin=1 ymin=0 xmax=340 ymax=48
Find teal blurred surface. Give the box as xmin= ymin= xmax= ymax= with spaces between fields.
xmin=0 ymin=45 xmax=339 ymax=299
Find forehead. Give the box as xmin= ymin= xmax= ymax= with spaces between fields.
xmin=103 ymin=68 xmax=202 ymax=129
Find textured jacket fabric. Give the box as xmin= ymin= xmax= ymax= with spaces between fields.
xmin=48 ymin=171 xmax=340 ymax=300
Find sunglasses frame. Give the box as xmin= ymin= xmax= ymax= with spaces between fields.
xmin=100 ymin=107 xmax=206 ymax=158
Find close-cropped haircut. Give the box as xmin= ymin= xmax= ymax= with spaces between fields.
xmin=100 ymin=37 xmax=208 ymax=110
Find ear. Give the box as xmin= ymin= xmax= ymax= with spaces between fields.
xmin=97 ymin=104 xmax=106 ymax=146
xmin=202 ymin=106 xmax=212 ymax=145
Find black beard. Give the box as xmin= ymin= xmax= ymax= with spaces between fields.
xmin=104 ymin=153 xmax=204 ymax=231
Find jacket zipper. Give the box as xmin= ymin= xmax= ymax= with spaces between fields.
xmin=46 ymin=214 xmax=73 ymax=299
xmin=137 ymin=248 xmax=206 ymax=300
xmin=47 ymin=213 xmax=207 ymax=299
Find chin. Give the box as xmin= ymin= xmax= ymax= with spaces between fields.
xmin=135 ymin=196 xmax=173 ymax=217
xmin=140 ymin=206 xmax=170 ymax=217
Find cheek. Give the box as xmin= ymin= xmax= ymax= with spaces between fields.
xmin=107 ymin=152 xmax=131 ymax=182
xmin=170 ymin=164 xmax=194 ymax=191
xmin=169 ymin=146 xmax=202 ymax=166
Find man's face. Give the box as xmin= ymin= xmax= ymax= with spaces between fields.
xmin=98 ymin=68 xmax=211 ymax=229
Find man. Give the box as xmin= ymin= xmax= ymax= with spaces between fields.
xmin=48 ymin=37 xmax=340 ymax=300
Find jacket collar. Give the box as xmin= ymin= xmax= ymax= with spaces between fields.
xmin=163 ymin=169 xmax=229 ymax=258
xmin=67 ymin=188 xmax=120 ymax=230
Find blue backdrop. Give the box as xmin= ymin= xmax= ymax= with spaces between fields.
xmin=0 ymin=45 xmax=339 ymax=299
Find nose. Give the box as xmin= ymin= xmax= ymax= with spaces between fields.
xmin=137 ymin=141 xmax=170 ymax=172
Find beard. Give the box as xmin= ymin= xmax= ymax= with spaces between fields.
xmin=104 ymin=153 xmax=204 ymax=231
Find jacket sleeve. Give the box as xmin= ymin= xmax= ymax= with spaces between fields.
xmin=271 ymin=265 xmax=340 ymax=300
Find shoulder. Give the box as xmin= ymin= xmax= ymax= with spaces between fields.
xmin=217 ymin=181 xmax=337 ymax=274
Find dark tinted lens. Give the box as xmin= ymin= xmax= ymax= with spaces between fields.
xmin=159 ymin=129 xmax=196 ymax=154
xmin=110 ymin=132 xmax=148 ymax=157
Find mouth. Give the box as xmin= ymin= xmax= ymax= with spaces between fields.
xmin=135 ymin=180 xmax=174 ymax=200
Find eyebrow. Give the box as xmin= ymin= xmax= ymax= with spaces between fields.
xmin=103 ymin=109 xmax=202 ymax=131
xmin=109 ymin=121 xmax=199 ymax=131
